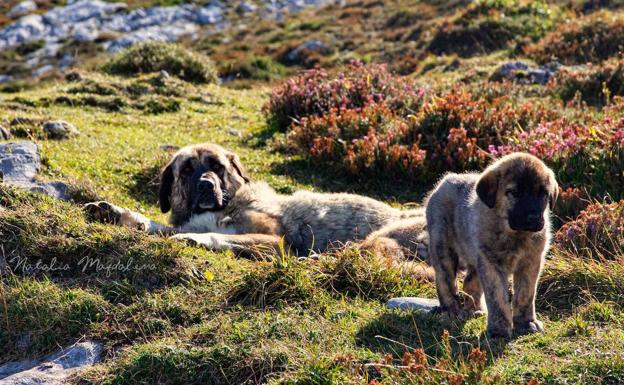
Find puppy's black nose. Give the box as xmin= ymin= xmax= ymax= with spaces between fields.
xmin=197 ymin=179 xmax=214 ymax=193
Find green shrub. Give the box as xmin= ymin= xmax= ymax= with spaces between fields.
xmin=224 ymin=55 xmax=287 ymax=81
xmin=554 ymin=60 xmax=624 ymax=106
xmin=429 ymin=0 xmax=557 ymax=56
xmin=102 ymin=42 xmax=218 ymax=84
xmin=528 ymin=12 xmax=624 ymax=64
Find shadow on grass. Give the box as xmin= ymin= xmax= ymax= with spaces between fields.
xmin=356 ymin=310 xmax=507 ymax=361
xmin=125 ymin=160 xmax=165 ymax=206
xmin=270 ymin=158 xmax=431 ymax=203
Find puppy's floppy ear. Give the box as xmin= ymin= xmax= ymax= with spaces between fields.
xmin=159 ymin=161 xmax=174 ymax=213
xmin=476 ymin=168 xmax=499 ymax=209
xmin=227 ymin=153 xmax=250 ymax=183
xmin=549 ymin=179 xmax=559 ymax=210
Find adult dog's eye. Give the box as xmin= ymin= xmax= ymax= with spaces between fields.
xmin=181 ymin=164 xmax=194 ymax=176
xmin=212 ymin=163 xmax=224 ymax=173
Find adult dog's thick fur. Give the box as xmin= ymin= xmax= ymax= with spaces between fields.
xmin=425 ymin=153 xmax=558 ymax=339
xmin=85 ymin=143 xmax=428 ymax=264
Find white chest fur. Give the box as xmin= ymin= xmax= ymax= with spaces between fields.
xmin=180 ymin=212 xmax=238 ymax=234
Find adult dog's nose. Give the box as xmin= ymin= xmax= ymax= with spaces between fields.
xmin=197 ymin=179 xmax=214 ymax=193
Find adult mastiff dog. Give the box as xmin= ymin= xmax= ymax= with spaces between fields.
xmin=85 ymin=143 xmax=429 ymax=261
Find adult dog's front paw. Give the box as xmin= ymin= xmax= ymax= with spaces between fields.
xmin=171 ymin=233 xmax=224 ymax=249
xmin=84 ymin=201 xmax=149 ymax=231
xmin=84 ymin=201 xmax=123 ymax=224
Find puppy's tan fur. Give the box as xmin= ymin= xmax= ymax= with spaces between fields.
xmin=86 ymin=143 xmax=429 ymax=265
xmin=425 ymin=153 xmax=558 ymax=339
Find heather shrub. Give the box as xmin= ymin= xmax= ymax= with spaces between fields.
xmin=555 ymin=60 xmax=624 ymax=106
xmin=429 ymin=0 xmax=557 ymax=56
xmin=490 ymin=116 xmax=624 ymax=199
xmin=264 ymin=61 xmax=427 ymax=131
xmin=102 ymin=42 xmax=218 ymax=84
xmin=556 ymin=200 xmax=624 ymax=260
xmin=528 ymin=12 xmax=624 ymax=64
xmin=288 ymin=87 xmax=556 ymax=183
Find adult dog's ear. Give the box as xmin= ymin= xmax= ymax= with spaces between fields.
xmin=476 ymin=168 xmax=499 ymax=209
xmin=228 ymin=153 xmax=250 ymax=183
xmin=159 ymin=162 xmax=174 ymax=213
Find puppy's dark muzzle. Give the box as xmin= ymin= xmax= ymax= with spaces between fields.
xmin=510 ymin=213 xmax=544 ymax=232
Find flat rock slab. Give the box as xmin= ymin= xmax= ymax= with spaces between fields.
xmin=0 ymin=141 xmax=41 ymax=183
xmin=0 ymin=141 xmax=69 ymax=200
xmin=386 ymin=297 xmax=440 ymax=312
xmin=0 ymin=341 xmax=102 ymax=384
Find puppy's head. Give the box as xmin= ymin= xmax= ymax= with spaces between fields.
xmin=476 ymin=153 xmax=558 ymax=232
xmin=158 ymin=143 xmax=250 ymax=225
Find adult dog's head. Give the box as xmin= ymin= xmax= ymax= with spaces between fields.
xmin=159 ymin=143 xmax=250 ymax=225
xmin=476 ymin=153 xmax=558 ymax=232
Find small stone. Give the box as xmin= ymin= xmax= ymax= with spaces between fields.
xmin=7 ymin=0 xmax=37 ymax=18
xmin=42 ymin=120 xmax=79 ymax=139
xmin=386 ymin=297 xmax=440 ymax=312
xmin=159 ymin=144 xmax=179 ymax=152
xmin=159 ymin=70 xmax=170 ymax=79
xmin=227 ymin=128 xmax=242 ymax=137
xmin=236 ymin=2 xmax=257 ymax=14
xmin=0 ymin=125 xmax=12 ymax=140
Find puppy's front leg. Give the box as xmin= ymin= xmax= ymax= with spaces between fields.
xmin=512 ymin=256 xmax=544 ymax=335
xmin=478 ymin=257 xmax=513 ymax=340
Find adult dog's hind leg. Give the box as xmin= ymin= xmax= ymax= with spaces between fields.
xmin=172 ymin=233 xmax=289 ymax=259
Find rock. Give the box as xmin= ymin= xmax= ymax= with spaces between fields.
xmin=386 ymin=297 xmax=440 ymax=312
xmin=227 ymin=128 xmax=242 ymax=137
xmin=0 ymin=75 xmax=13 ymax=83
xmin=286 ymin=39 xmax=330 ymax=63
xmin=43 ymin=120 xmax=79 ymax=139
xmin=196 ymin=5 xmax=224 ymax=25
xmin=0 ymin=125 xmax=13 ymax=140
xmin=236 ymin=2 xmax=257 ymax=14
xmin=0 ymin=141 xmax=72 ymax=200
xmin=33 ymin=64 xmax=54 ymax=77
xmin=0 ymin=0 xmax=344 ymax=79
xmin=0 ymin=341 xmax=102 ymax=384
xmin=492 ymin=61 xmax=560 ymax=85
xmin=7 ymin=1 xmax=37 ymax=18
xmin=0 ymin=141 xmax=41 ymax=184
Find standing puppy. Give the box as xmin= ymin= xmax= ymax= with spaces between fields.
xmin=425 ymin=153 xmax=558 ymax=339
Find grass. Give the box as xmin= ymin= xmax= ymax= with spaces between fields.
xmin=1 ymin=1 xmax=623 ymax=384
xmin=1 ymin=70 xmax=622 ymax=384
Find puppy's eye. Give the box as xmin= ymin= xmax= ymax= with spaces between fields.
xmin=506 ymin=189 xmax=519 ymax=198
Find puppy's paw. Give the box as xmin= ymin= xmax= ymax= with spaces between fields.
xmin=514 ymin=319 xmax=544 ymax=335
xmin=486 ymin=326 xmax=513 ymax=341
xmin=84 ymin=201 xmax=123 ymax=224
